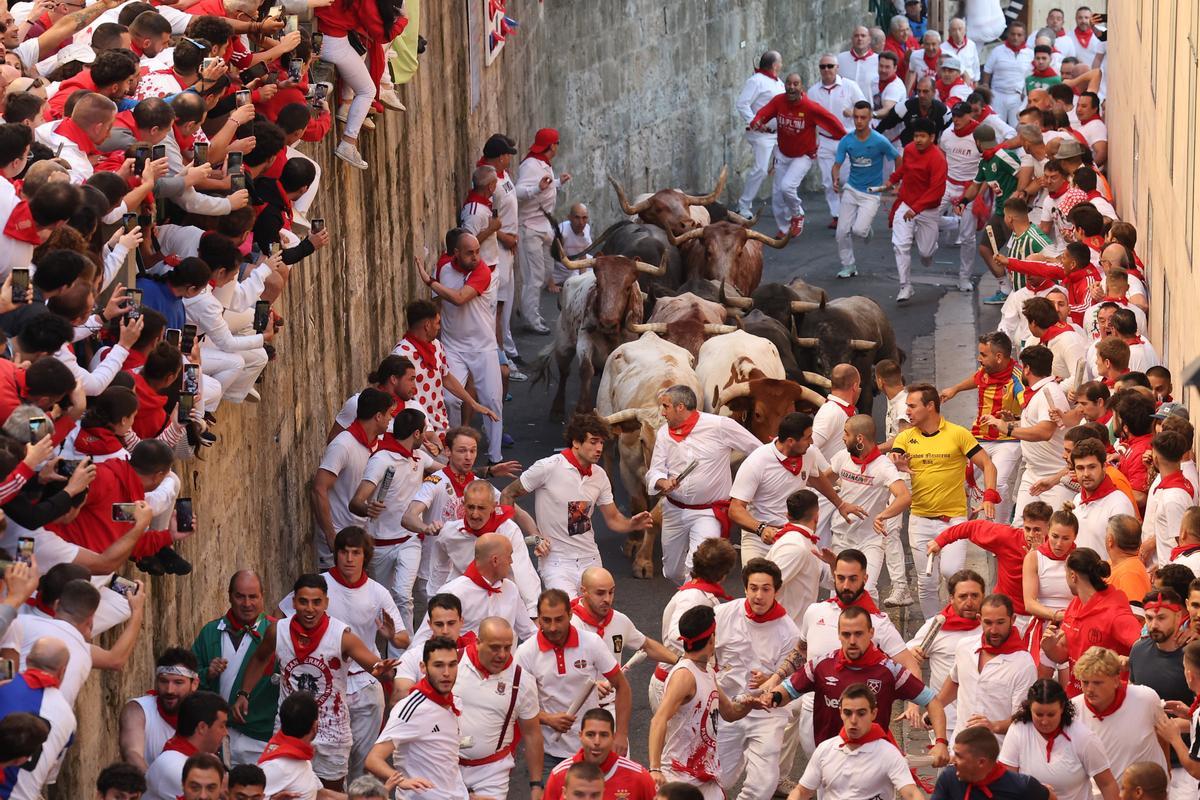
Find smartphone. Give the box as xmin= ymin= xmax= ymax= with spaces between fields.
xmin=311 ymin=218 xmax=325 ymax=233
xmin=235 ymin=89 xmax=251 ymax=107
xmin=122 ymin=212 xmax=138 ymax=233
xmin=182 ymin=363 xmax=199 ymax=395
xmin=16 ymin=537 xmax=33 ymax=565
xmin=253 ymin=300 xmax=270 ymax=333
xmin=108 ymin=575 xmax=139 ymax=597
xmin=54 ymin=141 xmax=63 ymax=157
xmin=201 ymin=57 xmax=220 ymax=72
xmin=165 ymin=328 xmax=181 ymax=347
xmin=112 ymin=502 xmax=138 ymax=522
xmin=151 ymin=143 xmax=166 ymax=161
xmin=230 ymin=174 xmax=247 ymax=193
xmin=178 ymin=392 xmax=194 ymax=423
xmin=56 ymin=458 xmax=81 ymax=478
xmin=239 ymin=62 xmax=268 ymax=83
xmin=193 ymin=141 xmax=209 ymax=164
xmin=284 ymin=14 xmax=298 ymax=33
xmin=0 ymin=658 xmax=12 ymax=681
xmin=268 ymin=241 xmax=282 ymax=258
xmin=180 ymin=323 xmax=197 ymax=353
xmin=27 ymin=415 xmax=47 ymax=443
xmin=287 ymin=58 xmax=304 ymax=82
xmin=227 ymin=151 xmax=243 ymax=173
xmin=175 ymin=497 xmax=195 ymax=532
xmin=311 ymin=31 xmax=323 ymax=53
xmin=126 ymin=288 xmax=143 ymax=321
xmin=266 ymin=4 xmax=283 ymax=18
xmin=11 ymin=267 xmax=29 ymax=304
xmin=134 ymin=144 xmax=149 ymax=174
xmin=314 ymin=82 xmax=329 ymax=103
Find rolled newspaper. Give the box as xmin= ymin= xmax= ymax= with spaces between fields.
xmin=567 ymin=679 xmax=597 ymax=716
xmin=924 ymin=552 xmax=936 ymax=577
xmin=621 ymin=650 xmax=648 ymax=672
xmin=985 ymin=224 xmax=1000 ymax=254
xmin=918 ymin=614 xmax=946 ymax=654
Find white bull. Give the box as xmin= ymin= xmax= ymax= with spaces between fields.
xmin=596 ymin=332 xmax=700 ymax=578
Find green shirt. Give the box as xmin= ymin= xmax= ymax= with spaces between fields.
xmin=192 ymin=614 xmax=280 ymax=741
xmin=1025 ymin=73 xmax=1063 ymax=94
xmin=974 ymin=148 xmax=1023 ymax=208
xmin=1005 ymin=223 xmax=1052 ymax=290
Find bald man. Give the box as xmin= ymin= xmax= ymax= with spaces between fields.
xmin=421 ymin=533 xmax=536 ymax=644
xmin=554 ymin=203 xmax=592 ymax=288
xmin=0 ymin=637 xmax=75 ymax=800
xmin=838 ymin=27 xmax=879 ymax=103
xmin=809 ymin=363 xmax=865 ymax=545
xmin=1120 ymin=761 xmax=1168 ymax=800
xmin=827 ymin=415 xmax=912 ymax=595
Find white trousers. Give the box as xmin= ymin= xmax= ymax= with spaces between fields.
xmin=1169 ymin=766 xmax=1198 ymax=800
xmin=738 ymin=130 xmax=777 ymax=211
xmin=892 ymin=203 xmax=940 ymax=286
xmin=199 ymin=373 xmax=222 ymax=415
xmin=200 ymin=345 xmax=267 ymax=405
xmin=517 ymin=225 xmax=554 ymax=328
xmin=717 ymin=713 xmax=788 ymax=800
xmin=771 ymin=153 xmax=815 ymax=233
xmin=831 ymin=516 xmax=908 ymax=595
xmin=348 ymin=680 xmax=385 ymax=781
xmin=836 ymin=186 xmax=882 ymax=268
xmin=539 ymin=552 xmax=602 ymax=594
xmin=496 ymin=249 xmax=517 ymax=355
xmin=461 ymin=756 xmax=515 ymax=800
xmin=991 ymin=89 xmax=1024 ymax=126
xmin=1013 ymin=476 xmax=1075 ymax=522
xmin=661 ymin=503 xmax=722 ymax=585
xmin=909 ymin=515 xmax=967 ymax=617
xmin=970 ymin=441 xmax=1023 ymax=526
xmin=321 ymin=34 xmax=375 ymax=138
xmin=939 ymin=185 xmax=978 ymax=281
xmin=227 ymin=729 xmax=268 ymax=767
xmin=740 ymin=529 xmax=770 ymax=566
xmin=444 ymin=347 xmax=503 ymax=463
xmin=369 ymin=539 xmax=422 ymax=637
xmin=816 ymin=139 xmax=843 ymax=217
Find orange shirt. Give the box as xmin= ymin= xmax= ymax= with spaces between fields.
xmin=1108 ymin=556 xmax=1150 ymax=609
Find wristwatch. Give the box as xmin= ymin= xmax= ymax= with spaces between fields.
xmin=755 ymin=521 xmax=767 ymax=537
xmin=235 ymin=690 xmax=250 ymax=700
xmin=529 ymin=780 xmax=545 ymax=788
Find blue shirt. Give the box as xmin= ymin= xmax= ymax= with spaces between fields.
xmin=931 ymin=767 xmax=1049 ymax=800
xmin=834 ymin=130 xmax=901 ymax=192
xmin=136 ymin=276 xmax=186 ymax=330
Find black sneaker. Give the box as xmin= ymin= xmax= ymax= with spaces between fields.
xmin=199 ymin=431 xmax=217 ymax=446
xmin=136 ymin=555 xmax=165 ymax=576
xmin=156 ymin=547 xmax=193 ymax=576
xmin=203 ymin=412 xmax=217 ymax=425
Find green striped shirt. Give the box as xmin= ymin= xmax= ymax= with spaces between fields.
xmin=1005 ymin=223 xmax=1052 ymax=290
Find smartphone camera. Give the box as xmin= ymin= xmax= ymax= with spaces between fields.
xmin=236 ymin=90 xmax=251 ymax=107
xmin=16 ymin=537 xmax=33 ymax=566
xmin=126 ymin=288 xmax=143 ymax=321
xmin=288 ymin=58 xmax=304 ymax=82
xmin=151 ymin=144 xmax=166 ymax=161
xmin=165 ymin=328 xmax=181 ymax=347
xmin=108 ymin=575 xmax=139 ymax=597
xmin=311 ymin=218 xmax=325 ymax=234
xmin=134 ymin=144 xmax=149 ymax=174
xmin=194 ymin=142 xmax=209 ymax=164
xmin=181 ymin=324 xmax=197 ymax=353
xmin=11 ymin=267 xmax=30 ymax=304
xmin=175 ymin=498 xmax=195 ymax=533
xmin=27 ymin=415 xmax=47 ymax=443
xmin=253 ymin=300 xmax=271 ymax=334
xmin=56 ymin=459 xmax=81 ymax=479
xmin=182 ymin=364 xmax=199 ymax=395
xmin=112 ymin=503 xmax=138 ymax=523
xmin=178 ymin=392 xmax=195 ymax=423
xmin=227 ymin=152 xmax=244 ymax=174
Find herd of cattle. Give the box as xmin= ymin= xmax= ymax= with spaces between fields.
xmin=533 ymin=169 xmax=903 ymax=576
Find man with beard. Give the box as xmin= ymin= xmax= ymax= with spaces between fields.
xmin=119 ymin=647 xmax=199 ymax=772
xmin=571 ymin=568 xmax=677 ymax=691
xmin=545 ymin=709 xmax=656 ymax=800
xmin=1068 ymin=438 xmax=1138 ymax=554
xmin=190 ymin=570 xmax=278 ymax=766
xmin=928 ymin=594 xmax=1037 ymax=743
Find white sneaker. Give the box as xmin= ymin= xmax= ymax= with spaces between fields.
xmin=335 ymin=105 xmax=348 ymax=123
xmin=244 ymin=388 xmax=261 ymax=403
xmin=335 ymin=141 xmax=368 ymax=170
xmin=378 ymin=87 xmax=406 ymax=111
xmin=734 ymin=204 xmax=753 ymax=218
xmin=957 ymin=278 xmax=973 ymax=293
xmin=361 ymin=116 xmax=375 ymax=131
xmin=507 ymin=367 xmax=528 ymax=382
xmin=896 ymin=284 xmax=914 ymax=302
xmin=884 ymin=583 xmax=915 ymax=607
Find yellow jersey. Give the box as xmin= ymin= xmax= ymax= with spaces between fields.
xmin=891 ymin=418 xmax=981 ymax=518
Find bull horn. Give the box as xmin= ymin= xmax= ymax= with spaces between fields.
xmin=682 ymin=165 xmax=728 ymax=205
xmin=702 ymin=324 xmax=737 ymax=335
xmin=607 ymin=173 xmax=651 ymax=215
xmin=725 ymin=208 xmax=759 ymax=227
xmin=634 ymin=250 xmax=668 ymax=276
xmin=561 ymin=253 xmax=596 ymax=271
xmin=795 ymin=384 xmax=827 ymax=408
xmin=801 ymin=371 xmax=833 ymax=390
xmin=602 ymin=409 xmax=640 ymax=425
xmin=790 ymin=301 xmax=822 ymax=313
xmin=746 ymin=228 xmax=791 ymax=249
xmin=848 ymin=339 xmax=879 ymax=351
xmin=793 ymin=337 xmax=820 ymax=347
xmin=716 ymin=381 xmax=752 ymax=408
xmin=628 ymin=322 xmax=668 ymax=334
xmin=666 ymin=227 xmax=705 ymax=246
xmin=724 ymin=295 xmax=753 ymax=309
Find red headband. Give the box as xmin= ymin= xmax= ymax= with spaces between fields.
xmin=1144 ymin=601 xmax=1183 ymax=614
xmin=679 ymin=622 xmax=716 ymax=649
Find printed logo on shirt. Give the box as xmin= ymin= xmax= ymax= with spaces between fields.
xmin=866 ymin=679 xmax=883 ymax=694
xmin=567 ymin=501 xmax=593 ymax=537
xmin=496 ymin=681 xmax=507 ymax=695
xmin=424 ymin=474 xmax=442 ymax=484
xmin=283 ymin=657 xmax=334 ymax=705
xmin=573 ymin=659 xmax=589 ymax=669
xmin=611 ymin=635 xmax=623 ymax=654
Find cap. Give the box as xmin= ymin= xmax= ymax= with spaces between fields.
xmin=905 ymin=0 xmax=920 ymax=5
xmin=1055 ymin=138 xmax=1087 ymax=160
xmin=530 ymin=127 xmax=559 ymax=154
xmin=951 ymin=101 xmax=973 ymax=117
xmin=940 ymin=55 xmax=962 ymax=71
xmin=55 ymin=42 xmax=96 ymax=69
xmin=1153 ymin=402 xmax=1189 ymax=421
xmin=482 ymin=134 xmax=517 ymax=158
xmin=973 ymin=125 xmax=997 ymax=145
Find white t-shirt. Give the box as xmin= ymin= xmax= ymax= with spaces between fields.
xmin=519 ymin=452 xmax=614 ymax=559
xmin=455 ymin=654 xmax=540 ymax=761
xmin=811 ymin=396 xmax=857 ymax=462
xmin=713 ymin=599 xmax=798 ymax=719
xmin=731 ymin=440 xmax=829 ymax=526
xmin=316 ymin=432 xmax=372 ymax=534
xmin=1072 ymin=684 xmax=1168 ymax=777
xmin=360 ymin=446 xmax=438 ymax=541
xmin=334 ymin=391 xmax=424 ymax=429
xmin=646 ymin=412 xmax=763 ymax=506
xmin=434 ymin=260 xmax=498 ymax=355
xmin=799 ymin=736 xmax=914 ymax=799
xmin=766 ymin=529 xmax=826 ymax=627
xmin=417 ymin=573 xmax=535 ymax=644
xmin=1075 ymin=117 xmax=1107 ymax=149
xmin=984 ymin=44 xmax=1034 ymax=93
xmin=18 ymin=617 xmax=91 ymax=705
xmin=1071 ymin=487 xmax=1138 ymax=554
xmin=885 ymin=391 xmax=910 ymax=442
xmin=827 ymin=451 xmax=903 ymax=543
xmin=376 ymin=689 xmax=469 ymax=800
xmin=940 ymin=125 xmax=983 ymax=184
xmin=1144 ymin=477 xmax=1193 ymax=567
xmin=950 ymin=635 xmax=1038 ymax=740
xmin=435 ymin=516 xmax=540 ymax=613
xmin=571 ymin=606 xmax=647 ymax=662
xmin=1020 ymin=377 xmax=1069 ymax=478
xmin=998 ymin=719 xmax=1110 ymax=800
xmin=799 ymin=598 xmax=906 ymax=661
xmin=260 ymin=757 xmax=323 ymax=800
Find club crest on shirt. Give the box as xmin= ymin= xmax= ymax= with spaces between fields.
xmin=866 ymin=678 xmax=883 ymax=694
xmin=496 ymin=681 xmax=507 ymax=694
xmin=424 ymin=474 xmax=442 ymax=484
xmin=611 ymin=635 xmax=623 ymax=654
xmin=573 ymin=659 xmax=589 ymax=669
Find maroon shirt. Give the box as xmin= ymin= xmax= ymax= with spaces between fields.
xmin=784 ymin=645 xmax=928 ymax=742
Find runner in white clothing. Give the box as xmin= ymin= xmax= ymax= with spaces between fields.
xmin=118 ymin=648 xmax=197 ymax=772
xmin=1142 ymin=431 xmax=1194 ymax=567
xmin=808 ymin=57 xmax=867 ymax=220
xmin=646 ymin=385 xmax=762 ymax=584
xmin=734 ymin=51 xmax=784 ymax=217
xmin=501 ymin=412 xmax=652 ymax=593
xmin=764 ymin=490 xmax=828 ymax=628
xmin=807 ymin=366 xmax=872 ymax=546
xmin=256 ymin=692 xmax=328 ymax=800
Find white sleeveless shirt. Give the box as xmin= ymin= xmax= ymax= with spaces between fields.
xmin=1036 ymin=551 xmax=1073 ymax=610
xmin=662 ymin=658 xmax=721 ymax=783
xmin=132 ymin=695 xmax=176 ymax=765
xmin=275 ymin=615 xmax=352 ymax=748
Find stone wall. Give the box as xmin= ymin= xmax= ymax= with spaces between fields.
xmin=54 ymin=1 xmax=867 ymax=794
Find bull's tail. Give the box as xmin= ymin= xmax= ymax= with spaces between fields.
xmin=529 ymin=341 xmax=557 ymax=390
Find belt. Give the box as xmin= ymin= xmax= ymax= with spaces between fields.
xmin=372 ymin=535 xmax=412 ymax=546
xmin=916 ymin=514 xmax=953 ymax=523
xmin=818 ymin=132 xmax=837 ymax=140
xmin=460 ymin=742 xmax=517 ymax=767
xmin=654 ymin=664 xmax=670 ymax=681
xmin=666 ymin=497 xmax=732 ymax=538
xmin=947 ymin=177 xmax=973 ymax=187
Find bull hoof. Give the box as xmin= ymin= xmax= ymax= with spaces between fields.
xmin=631 ymin=559 xmax=654 ymax=579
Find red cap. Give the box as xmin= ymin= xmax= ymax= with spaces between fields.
xmin=530 ymin=127 xmax=559 ymax=153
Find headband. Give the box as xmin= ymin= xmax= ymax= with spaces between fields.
xmin=1143 ymin=601 xmax=1182 ymax=615
xmin=156 ymin=665 xmax=199 ymax=679
xmin=679 ymin=621 xmax=716 ymax=649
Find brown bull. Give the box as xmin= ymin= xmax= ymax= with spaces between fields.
xmin=718 ymin=377 xmax=825 ymax=441
xmin=668 ymin=222 xmax=790 ymax=296
xmin=629 ymin=292 xmax=734 ymax=356
xmin=608 ymin=167 xmax=729 ymax=236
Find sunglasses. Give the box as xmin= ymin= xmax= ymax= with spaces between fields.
xmin=819 ymin=64 xmax=837 ymax=69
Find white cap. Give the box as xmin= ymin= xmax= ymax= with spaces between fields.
xmin=55 ymin=42 xmax=97 ymax=69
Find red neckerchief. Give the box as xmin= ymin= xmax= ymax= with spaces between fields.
xmin=464 ymin=190 xmax=493 ymax=210
xmin=537 ymin=626 xmax=580 ymax=653
xmin=22 ymin=669 xmax=60 ymax=689
xmin=449 ymin=256 xmax=476 ymax=276
xmin=947 ymin=37 xmax=969 ymax=53
xmin=561 ymin=448 xmax=593 ymax=478
xmin=829 ymin=395 xmax=855 ymax=418
xmin=1074 ymin=26 xmax=1094 ymax=49
xmin=3 ymin=202 xmax=41 ymax=244
xmin=73 ymin=426 xmax=124 ymax=456
xmin=834 ymin=642 xmax=887 ymax=668
xmin=161 ymin=736 xmax=198 ymax=756
xmin=849 ymin=446 xmax=883 ymax=473
xmin=1080 ymin=474 xmax=1120 ymax=504
xmin=443 ymin=467 xmax=474 ymax=498
xmin=289 ymin=613 xmax=330 ymax=662
xmin=327 ymin=566 xmax=368 ymax=589
xmin=1037 ymin=540 xmax=1075 ymax=561
xmin=224 ymin=610 xmax=262 ymax=640
xmin=1032 ymin=66 xmax=1058 ymax=78
xmin=464 ymin=505 xmax=516 ymax=536
xmin=1172 ymin=543 xmax=1200 ymax=561
xmin=1048 ymin=182 xmax=1071 ymax=200
xmin=464 ymin=561 xmax=501 ymax=595
xmin=457 ymin=631 xmax=478 ymax=651
xmin=345 ymin=420 xmax=378 ymax=451
xmin=964 ymin=763 xmax=1007 ymax=799
xmin=754 ymin=67 xmax=776 ymax=77
xmin=976 ymin=105 xmax=996 ymax=121
xmin=25 ymin=596 xmax=54 ymax=616
xmin=833 ymin=590 xmax=881 ymax=614
xmin=922 ymin=51 xmax=939 ymax=72
xmin=402 ymin=332 xmax=438 ymax=373
xmin=1086 ymin=681 xmax=1128 ymax=720
xmin=465 ymin=639 xmax=512 ymax=674
xmin=974 ymin=358 xmax=1016 ymax=390
xmin=885 ymin=35 xmax=910 ymax=57
xmin=1005 ymin=41 xmax=1026 ymax=55
xmin=257 ymin=731 xmax=314 ymax=764
xmin=173 ymin=123 xmax=196 ymax=154
xmin=976 ymin=627 xmax=1026 ymax=656
xmin=940 ymin=603 xmax=981 ymax=632
xmin=53 ymin=117 xmax=99 ymax=156
xmin=475 ymin=156 xmax=507 ymax=180
xmin=745 ymin=599 xmax=787 ymax=623
xmin=571 ymin=597 xmax=613 ymax=638
xmin=776 ymin=523 xmax=819 ymax=543
xmin=376 ymin=433 xmax=417 ymax=459
xmin=936 ymin=77 xmax=965 ymax=103
xmin=851 ymin=48 xmax=875 ymax=61
xmin=1039 ymin=726 xmax=1072 ymax=762
xmin=679 ymin=579 xmax=732 ymax=602
xmin=525 ymin=150 xmax=552 ymax=165
xmin=414 ymin=678 xmax=460 ymax=715
xmin=1125 ymin=335 xmax=1145 ymax=346
xmin=1039 ymin=321 xmax=1073 ymax=344
xmin=146 ymin=693 xmax=179 ymax=727
xmin=1155 ymin=471 xmax=1195 ymax=497
xmin=840 ymin=722 xmax=890 ymax=746
xmin=668 ymin=410 xmax=701 ymax=441
xmin=775 ymin=444 xmax=806 ymax=476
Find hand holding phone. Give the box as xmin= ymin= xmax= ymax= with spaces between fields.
xmin=175 ymin=497 xmax=195 ymax=533
xmin=112 ymin=502 xmax=139 ymax=522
